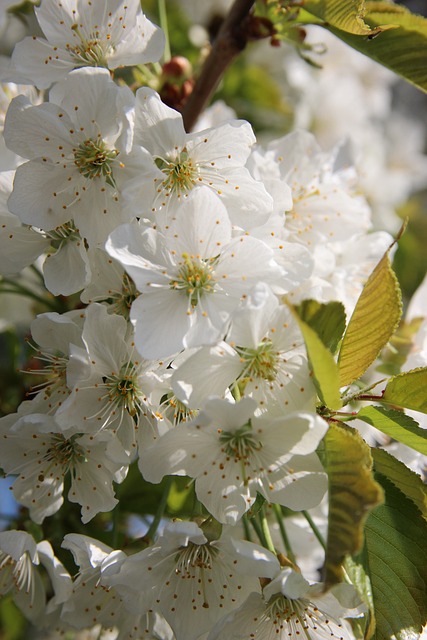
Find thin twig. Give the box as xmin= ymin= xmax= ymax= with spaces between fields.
xmin=181 ymin=0 xmax=255 ymax=132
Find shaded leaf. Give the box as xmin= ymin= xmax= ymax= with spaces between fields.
xmin=321 ymin=422 xmax=384 ymax=587
xmin=295 ymin=299 xmax=346 ymax=354
xmin=372 ymin=448 xmax=427 ymax=521
xmin=362 ymin=469 xmax=427 ymax=640
xmin=357 ymin=405 xmax=427 ymax=456
xmin=383 ymin=367 xmax=427 ymax=413
xmin=338 ymin=250 xmax=402 ymax=387
xmin=345 ymin=555 xmax=376 ymax=640
xmin=289 ymin=305 xmax=342 ymax=409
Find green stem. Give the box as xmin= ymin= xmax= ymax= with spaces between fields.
xmin=273 ymin=504 xmax=297 ymax=564
xmin=302 ymin=510 xmax=326 ymax=551
xmin=29 ymin=264 xmax=45 ymax=283
xmin=250 ymin=515 xmax=267 ymax=547
xmin=0 ymin=281 xmax=58 ymax=311
xmin=259 ymin=506 xmax=276 ymax=555
xmin=242 ymin=514 xmax=253 ymax=542
xmin=158 ymin=0 xmax=171 ymax=62
xmin=144 ymin=476 xmax=173 ymax=542
xmin=112 ymin=504 xmax=120 ymax=549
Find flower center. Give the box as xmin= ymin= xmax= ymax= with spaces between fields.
xmin=219 ymin=421 xmax=262 ymax=461
xmin=237 ymin=340 xmax=279 ymax=383
xmin=45 ymin=221 xmax=81 ymax=249
xmin=0 ymin=551 xmax=34 ymax=597
xmin=170 ymin=253 xmax=215 ymax=307
xmin=106 ymin=362 xmax=143 ymax=417
xmin=265 ymin=593 xmax=346 ymax=639
xmin=111 ymin=274 xmax=139 ymax=320
xmin=43 ymin=434 xmax=86 ymax=475
xmin=74 ymin=136 xmax=119 ymax=187
xmin=67 ymin=24 xmax=110 ymax=67
xmin=156 ymin=151 xmax=199 ymax=195
xmin=175 ymin=542 xmax=218 ymax=576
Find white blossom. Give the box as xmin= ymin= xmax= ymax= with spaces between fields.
xmin=108 ymin=520 xmax=280 ymax=640
xmin=11 ymin=0 xmax=165 ymax=89
xmin=0 ymin=412 xmax=128 ymax=523
xmin=208 ymin=567 xmax=364 ymax=640
xmin=123 ymin=87 xmax=273 ymax=229
xmin=106 ymin=188 xmax=284 ymax=360
xmin=139 ymin=397 xmax=328 ymax=523
xmin=4 ymin=67 xmax=137 ymax=245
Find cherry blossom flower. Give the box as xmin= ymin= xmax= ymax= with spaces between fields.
xmin=172 ymin=283 xmax=316 ymax=411
xmin=108 ymin=520 xmax=280 ymax=640
xmin=208 ymin=567 xmax=364 ymax=640
xmin=55 ymin=303 xmax=166 ymax=457
xmin=0 ymin=412 xmax=128 ymax=523
xmin=106 ymin=188 xmax=284 ymax=360
xmin=4 ymin=67 xmax=138 ymax=245
xmin=123 ymin=87 xmax=273 ymax=229
xmin=12 ymin=0 xmax=165 ymax=89
xmin=60 ymin=534 xmax=173 ymax=640
xmin=0 ymin=531 xmax=71 ymax=624
xmin=139 ymin=397 xmax=328 ymax=524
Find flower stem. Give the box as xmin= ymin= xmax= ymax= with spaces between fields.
xmin=242 ymin=514 xmax=253 ymax=541
xmin=158 ymin=0 xmax=171 ymax=62
xmin=181 ymin=0 xmax=255 ymax=132
xmin=250 ymin=514 xmax=267 ymax=547
xmin=302 ymin=510 xmax=326 ymax=551
xmin=273 ymin=504 xmax=297 ymax=564
xmin=0 ymin=280 xmax=58 ymax=311
xmin=259 ymin=506 xmax=276 ymax=555
xmin=144 ymin=476 xmax=173 ymax=542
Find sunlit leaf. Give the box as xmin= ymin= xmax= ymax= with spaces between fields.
xmin=338 ymin=250 xmax=402 ymax=387
xmin=357 ymin=405 xmax=427 ymax=456
xmin=382 ymin=367 xmax=427 ymax=414
xmin=321 ymin=422 xmax=384 ymax=587
xmin=323 ymin=3 xmax=427 ymax=93
xmin=301 ymin=0 xmax=391 ymax=35
xmin=289 ymin=305 xmax=342 ymax=409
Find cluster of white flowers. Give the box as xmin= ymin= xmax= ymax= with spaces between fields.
xmin=0 ymin=1 xmax=426 ymax=639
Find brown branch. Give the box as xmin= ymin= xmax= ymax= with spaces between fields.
xmin=181 ymin=0 xmax=256 ymax=133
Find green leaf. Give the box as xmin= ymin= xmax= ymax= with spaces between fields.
xmin=289 ymin=305 xmax=342 ymax=409
xmin=372 ymin=448 xmax=427 ymax=521
xmin=321 ymin=422 xmax=384 ymax=587
xmin=301 ymin=0 xmax=390 ymax=35
xmin=295 ymin=299 xmax=346 ymax=354
xmin=322 ymin=3 xmax=427 ymax=93
xmin=383 ymin=367 xmax=427 ymax=413
xmin=362 ymin=468 xmax=427 ymax=640
xmin=345 ymin=555 xmax=376 ymax=640
xmin=357 ymin=405 xmax=427 ymax=456
xmin=338 ymin=250 xmax=402 ymax=387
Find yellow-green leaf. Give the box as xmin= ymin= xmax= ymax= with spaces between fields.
xmin=290 ymin=305 xmax=342 ymax=409
xmin=357 ymin=405 xmax=427 ymax=456
xmin=325 ymin=3 xmax=427 ymax=93
xmin=383 ymin=367 xmax=427 ymax=413
xmin=321 ymin=422 xmax=384 ymax=587
xmin=338 ymin=250 xmax=402 ymax=387
xmin=301 ymin=0 xmax=389 ymax=35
